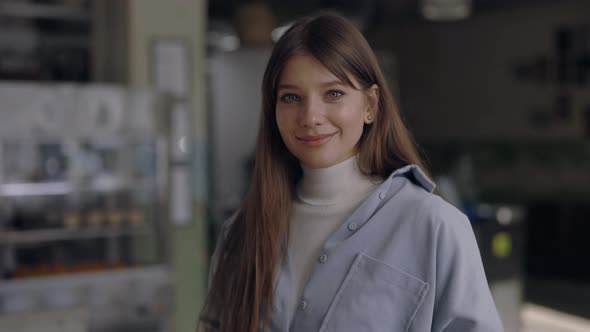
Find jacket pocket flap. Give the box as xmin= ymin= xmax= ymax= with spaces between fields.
xmin=319 ymin=253 xmax=430 ymax=332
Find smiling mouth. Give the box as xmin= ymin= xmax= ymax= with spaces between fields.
xmin=296 ymin=132 xmax=337 ymax=146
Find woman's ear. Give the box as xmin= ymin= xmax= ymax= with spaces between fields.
xmin=365 ymin=84 xmax=379 ymax=124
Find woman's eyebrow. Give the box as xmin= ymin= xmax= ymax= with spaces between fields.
xmin=277 ymin=83 xmax=299 ymax=90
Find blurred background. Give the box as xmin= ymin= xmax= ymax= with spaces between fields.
xmin=0 ymin=0 xmax=589 ymax=331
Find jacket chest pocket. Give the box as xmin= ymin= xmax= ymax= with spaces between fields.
xmin=319 ymin=253 xmax=429 ymax=332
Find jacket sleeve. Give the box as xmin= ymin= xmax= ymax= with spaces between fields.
xmin=431 ymin=209 xmax=504 ymax=332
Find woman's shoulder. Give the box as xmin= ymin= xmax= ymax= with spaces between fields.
xmin=384 ymin=164 xmax=472 ymax=236
xmin=396 ymin=180 xmax=479 ymax=266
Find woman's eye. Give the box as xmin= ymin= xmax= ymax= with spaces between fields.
xmin=279 ymin=94 xmax=300 ymax=103
xmin=326 ymin=90 xmax=344 ymax=99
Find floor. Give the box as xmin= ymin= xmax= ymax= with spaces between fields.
xmin=525 ymin=279 xmax=590 ymax=320
xmin=521 ymin=303 xmax=590 ymax=332
xmin=491 ymin=278 xmax=590 ymax=332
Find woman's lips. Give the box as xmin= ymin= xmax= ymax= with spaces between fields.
xmin=296 ymin=132 xmax=337 ymax=147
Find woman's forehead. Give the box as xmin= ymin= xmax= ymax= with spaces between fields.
xmin=277 ymin=53 xmax=360 ymax=89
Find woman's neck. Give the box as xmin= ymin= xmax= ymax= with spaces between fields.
xmin=297 ymin=155 xmax=380 ymax=206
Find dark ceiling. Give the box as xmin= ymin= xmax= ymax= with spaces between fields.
xmin=209 ymin=0 xmax=566 ymax=24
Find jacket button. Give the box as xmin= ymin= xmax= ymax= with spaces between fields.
xmin=347 ymin=223 xmax=358 ymax=231
xmin=378 ymin=192 xmax=386 ymax=200
xmin=319 ymin=254 xmax=328 ymax=263
xmin=300 ymin=300 xmax=308 ymax=310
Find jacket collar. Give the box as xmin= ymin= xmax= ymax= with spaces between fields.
xmin=390 ymin=164 xmax=436 ymax=193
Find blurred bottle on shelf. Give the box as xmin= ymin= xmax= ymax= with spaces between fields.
xmin=127 ymin=205 xmax=145 ymax=226
xmin=106 ymin=192 xmax=124 ymax=227
xmin=63 ymin=197 xmax=81 ymax=229
xmin=45 ymin=196 xmax=65 ymax=228
xmin=38 ymin=143 xmax=67 ymax=181
xmin=86 ymin=193 xmax=106 ymax=228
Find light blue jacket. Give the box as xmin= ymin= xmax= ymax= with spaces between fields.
xmin=210 ymin=165 xmax=503 ymax=331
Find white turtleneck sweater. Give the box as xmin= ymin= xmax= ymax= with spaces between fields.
xmin=287 ymin=155 xmax=382 ymax=319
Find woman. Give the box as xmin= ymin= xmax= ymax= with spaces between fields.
xmin=200 ymin=14 xmax=502 ymax=332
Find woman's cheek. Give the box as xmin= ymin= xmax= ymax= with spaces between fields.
xmin=275 ymin=112 xmax=292 ymax=144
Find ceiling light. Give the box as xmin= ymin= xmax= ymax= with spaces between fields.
xmin=421 ymin=0 xmax=472 ymax=21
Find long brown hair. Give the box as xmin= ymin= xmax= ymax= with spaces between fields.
xmin=199 ymin=14 xmax=427 ymax=332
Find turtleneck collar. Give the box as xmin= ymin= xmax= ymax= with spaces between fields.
xmin=296 ymin=155 xmax=381 ymax=206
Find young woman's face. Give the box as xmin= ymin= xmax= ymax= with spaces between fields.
xmin=275 ymin=53 xmax=378 ymax=169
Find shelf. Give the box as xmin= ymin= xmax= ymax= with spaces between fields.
xmin=0 ymin=225 xmax=149 ymax=245
xmin=0 ymin=178 xmax=153 ymax=197
xmin=0 ymin=182 xmax=71 ymax=197
xmin=0 ymin=2 xmax=90 ymax=21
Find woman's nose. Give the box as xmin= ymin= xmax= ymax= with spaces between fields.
xmin=298 ymin=96 xmax=324 ymax=127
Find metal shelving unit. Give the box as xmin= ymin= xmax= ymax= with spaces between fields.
xmin=0 ymin=225 xmax=150 ymax=245
xmin=0 ymin=83 xmax=173 ymax=332
xmin=0 ymin=0 xmax=92 ymax=81
xmin=0 ymin=179 xmax=153 ymax=197
xmin=0 ymin=1 xmax=90 ymax=21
